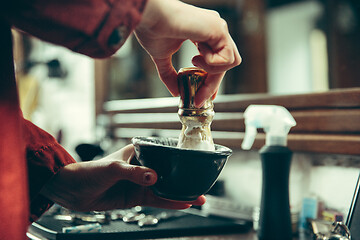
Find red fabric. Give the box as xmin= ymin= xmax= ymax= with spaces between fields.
xmin=3 ymin=0 xmax=147 ymax=58
xmin=23 ymin=118 xmax=76 ymax=222
xmin=0 ymin=21 xmax=29 ymax=240
xmin=0 ymin=0 xmax=147 ymax=239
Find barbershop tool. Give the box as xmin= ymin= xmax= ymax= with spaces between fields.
xmin=242 ymin=105 xmax=296 ymax=240
xmin=54 ymin=211 xmax=110 ymax=224
xmin=177 ymin=67 xmax=215 ymax=151
xmin=122 ymin=212 xmax=146 ymax=223
xmin=62 ymin=223 xmax=102 ymax=233
xmin=310 ymin=220 xmax=351 ymax=240
xmin=137 ymin=211 xmax=187 ymax=227
xmin=53 ymin=206 xmax=142 ymax=225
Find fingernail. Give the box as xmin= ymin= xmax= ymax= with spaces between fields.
xmin=143 ymin=172 xmax=155 ymax=184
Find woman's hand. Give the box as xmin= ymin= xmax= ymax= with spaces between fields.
xmin=135 ymin=0 xmax=241 ymax=107
xmin=40 ymin=144 xmax=206 ymax=212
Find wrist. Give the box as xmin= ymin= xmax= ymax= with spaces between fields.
xmin=136 ymin=0 xmax=160 ymax=32
xmin=136 ymin=0 xmax=185 ymax=34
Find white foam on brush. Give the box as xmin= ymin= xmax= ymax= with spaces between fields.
xmin=177 ymin=121 xmax=215 ymax=151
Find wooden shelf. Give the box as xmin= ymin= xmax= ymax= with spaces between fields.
xmin=215 ymin=133 xmax=360 ymax=155
xmin=104 ymin=88 xmax=360 ymax=155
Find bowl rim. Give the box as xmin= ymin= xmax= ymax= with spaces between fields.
xmin=131 ymin=136 xmax=232 ymax=156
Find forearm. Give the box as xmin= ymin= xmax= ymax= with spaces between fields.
xmin=2 ymin=0 xmax=147 ymax=58
xmin=22 ymin=118 xmax=76 ymax=221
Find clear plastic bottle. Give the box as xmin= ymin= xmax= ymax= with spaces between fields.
xmin=242 ymin=105 xmax=297 ymax=240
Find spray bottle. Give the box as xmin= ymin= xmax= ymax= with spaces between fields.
xmin=241 ymin=105 xmax=296 ymax=240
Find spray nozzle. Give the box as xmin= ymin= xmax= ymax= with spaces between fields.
xmin=241 ymin=105 xmax=296 ymax=150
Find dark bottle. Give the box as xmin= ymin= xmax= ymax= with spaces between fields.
xmin=258 ymin=145 xmax=293 ymax=240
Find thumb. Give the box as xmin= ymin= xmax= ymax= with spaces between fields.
xmin=194 ymin=72 xmax=224 ymax=107
xmin=111 ymin=161 xmax=158 ymax=186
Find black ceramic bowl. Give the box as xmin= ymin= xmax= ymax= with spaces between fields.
xmin=132 ymin=136 xmax=232 ymax=201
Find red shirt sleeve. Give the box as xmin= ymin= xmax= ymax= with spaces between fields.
xmin=1 ymin=0 xmax=147 ymax=224
xmin=22 ymin=118 xmax=76 ymax=222
xmin=3 ymin=0 xmax=147 ymax=58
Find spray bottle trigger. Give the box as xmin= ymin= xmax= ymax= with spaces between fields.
xmin=241 ymin=126 xmax=257 ymax=150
